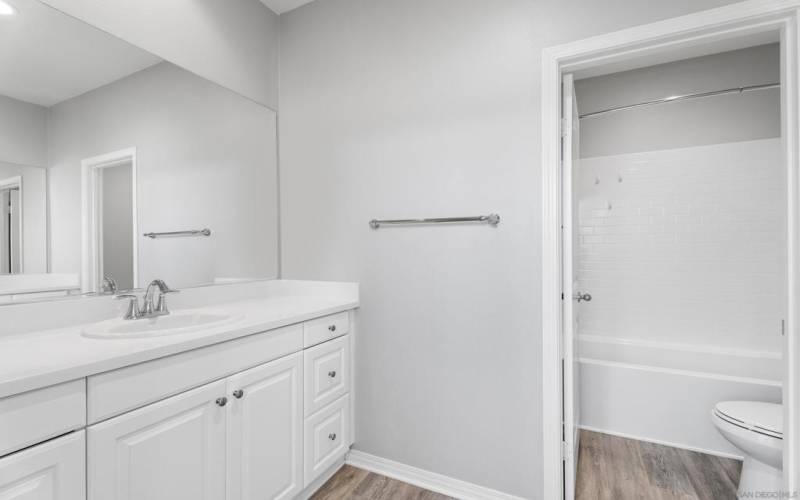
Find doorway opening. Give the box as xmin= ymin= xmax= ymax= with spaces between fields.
xmin=81 ymin=148 xmax=138 ymax=293
xmin=0 ymin=176 xmax=21 ymax=274
xmin=541 ymin=4 xmax=800 ymax=499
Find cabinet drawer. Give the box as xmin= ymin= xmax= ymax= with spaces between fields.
xmin=304 ymin=395 xmax=350 ymax=488
xmin=88 ymin=324 xmax=302 ymax=423
xmin=0 ymin=430 xmax=85 ymax=500
xmin=303 ymin=312 xmax=349 ymax=348
xmin=304 ymin=335 xmax=349 ymax=416
xmin=0 ymin=380 xmax=85 ymax=457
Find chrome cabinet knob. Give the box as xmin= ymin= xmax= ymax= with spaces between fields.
xmin=328 ymin=371 xmax=337 ymax=378
xmin=232 ymin=389 xmax=244 ymax=399
xmin=328 ymin=433 xmax=337 ymax=441
xmin=215 ymin=397 xmax=228 ymax=407
xmin=328 ymin=325 xmax=336 ymax=332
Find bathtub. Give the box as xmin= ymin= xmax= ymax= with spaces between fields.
xmin=578 ymin=335 xmax=782 ymax=458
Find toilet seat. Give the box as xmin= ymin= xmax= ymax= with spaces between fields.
xmin=714 ymin=401 xmax=782 ymax=440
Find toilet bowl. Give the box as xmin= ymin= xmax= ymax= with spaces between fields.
xmin=711 ymin=401 xmax=783 ymax=496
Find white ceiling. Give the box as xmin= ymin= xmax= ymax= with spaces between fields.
xmin=0 ymin=0 xmax=162 ymax=107
xmin=258 ymin=0 xmax=317 ymax=15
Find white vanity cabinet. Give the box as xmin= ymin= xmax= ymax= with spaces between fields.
xmin=83 ymin=310 xmax=353 ymax=500
xmin=0 ymin=431 xmax=85 ymax=500
xmin=88 ymin=380 xmax=228 ymax=500
xmin=0 ymin=306 xmax=355 ymax=500
xmin=227 ymin=353 xmax=303 ymax=500
xmin=87 ymin=356 xmax=304 ymax=500
xmin=0 ymin=380 xmax=86 ymax=500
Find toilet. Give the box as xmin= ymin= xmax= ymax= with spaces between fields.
xmin=711 ymin=401 xmax=783 ymax=495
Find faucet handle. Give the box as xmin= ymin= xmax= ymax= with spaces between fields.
xmin=152 ymin=279 xmax=179 ymax=294
xmin=114 ymin=293 xmax=142 ymax=320
xmin=155 ymin=287 xmax=179 ymax=315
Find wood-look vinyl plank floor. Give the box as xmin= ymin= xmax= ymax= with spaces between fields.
xmin=311 ymin=465 xmax=454 ymax=500
xmin=576 ymin=430 xmax=742 ymax=500
xmin=311 ymin=431 xmax=740 ymax=500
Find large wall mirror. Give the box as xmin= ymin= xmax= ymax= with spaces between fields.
xmin=0 ymin=0 xmax=279 ymax=302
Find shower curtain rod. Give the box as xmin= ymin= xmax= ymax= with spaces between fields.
xmin=578 ymin=82 xmax=780 ymax=119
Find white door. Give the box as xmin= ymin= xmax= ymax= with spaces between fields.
xmin=227 ymin=353 xmax=303 ymax=500
xmin=0 ymin=431 xmax=85 ymax=500
xmin=88 ymin=380 xmax=227 ymax=500
xmin=561 ymin=73 xmax=583 ymax=500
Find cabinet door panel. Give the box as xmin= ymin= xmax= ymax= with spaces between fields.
xmin=0 ymin=431 xmax=84 ymax=500
xmin=88 ymin=380 xmax=227 ymax=500
xmin=227 ymin=353 xmax=303 ymax=500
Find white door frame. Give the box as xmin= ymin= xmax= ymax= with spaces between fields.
xmin=0 ymin=176 xmax=22 ymax=273
xmin=81 ymin=148 xmax=138 ymax=293
xmin=541 ymin=1 xmax=800 ymax=498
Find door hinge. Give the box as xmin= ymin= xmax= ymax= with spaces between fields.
xmin=560 ymin=118 xmax=569 ymax=137
xmin=781 ymin=319 xmax=786 ymax=336
xmin=561 ymin=441 xmax=571 ymax=461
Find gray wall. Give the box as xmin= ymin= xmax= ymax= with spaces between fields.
xmin=100 ymin=164 xmax=134 ymax=290
xmin=40 ymin=0 xmax=280 ymax=109
xmin=48 ymin=62 xmax=278 ymax=288
xmin=277 ymin=0 xmax=744 ymax=497
xmin=0 ymin=95 xmax=47 ymax=168
xmin=575 ymin=43 xmax=780 ymax=158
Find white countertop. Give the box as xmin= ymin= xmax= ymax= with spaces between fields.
xmin=0 ymin=281 xmax=358 ymax=399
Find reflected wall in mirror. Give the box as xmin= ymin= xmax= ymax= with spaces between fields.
xmin=0 ymin=0 xmax=279 ymax=302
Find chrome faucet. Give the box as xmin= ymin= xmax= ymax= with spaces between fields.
xmin=114 ymin=279 xmax=179 ymax=320
xmin=100 ymin=276 xmax=118 ymax=295
xmin=143 ymin=279 xmax=179 ymax=316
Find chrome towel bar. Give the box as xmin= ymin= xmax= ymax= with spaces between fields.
xmin=369 ymin=214 xmax=500 ymax=229
xmin=143 ymin=228 xmax=211 ymax=239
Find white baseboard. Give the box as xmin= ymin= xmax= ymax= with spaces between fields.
xmin=579 ymin=425 xmax=744 ymax=461
xmin=345 ymin=450 xmax=526 ymax=500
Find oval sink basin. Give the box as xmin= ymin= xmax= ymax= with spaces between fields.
xmin=82 ymin=311 xmax=241 ymax=339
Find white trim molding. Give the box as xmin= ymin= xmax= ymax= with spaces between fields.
xmin=541 ymin=1 xmax=800 ymax=499
xmin=80 ymin=147 xmax=138 ymax=293
xmin=0 ymin=176 xmax=23 ymax=273
xmin=346 ymin=450 xmax=526 ymax=500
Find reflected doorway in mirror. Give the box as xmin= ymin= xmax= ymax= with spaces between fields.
xmin=0 ymin=176 xmax=21 ymax=275
xmin=81 ymin=148 xmax=138 ymax=293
